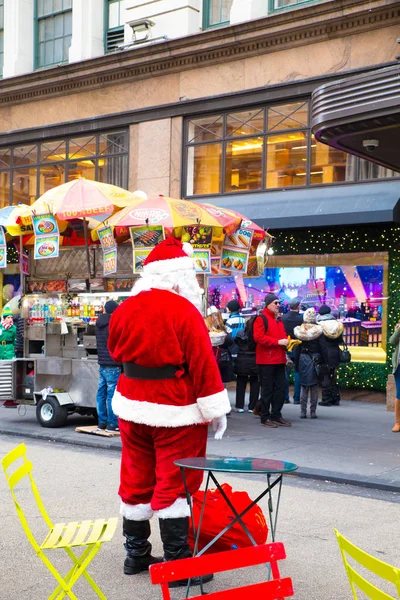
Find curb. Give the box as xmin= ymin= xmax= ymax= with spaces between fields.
xmin=0 ymin=427 xmax=121 ymax=452
xmin=1 ymin=427 xmax=399 ymax=494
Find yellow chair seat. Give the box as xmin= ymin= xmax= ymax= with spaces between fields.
xmin=41 ymin=518 xmax=118 ymax=550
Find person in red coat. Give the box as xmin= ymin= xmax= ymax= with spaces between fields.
xmin=108 ymin=238 xmax=231 ymax=585
xmin=253 ymin=293 xmax=291 ymax=428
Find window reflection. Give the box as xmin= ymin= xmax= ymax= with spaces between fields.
xmin=0 ymin=171 xmax=9 ymax=208
xmin=12 ymin=168 xmax=37 ymax=205
xmin=226 ymin=110 xmax=264 ymax=138
xmin=188 ymin=116 xmax=223 ymax=143
xmin=311 ymin=138 xmax=349 ymax=184
xmin=0 ymin=129 xmax=128 ymax=206
xmin=266 ymin=132 xmax=308 ymax=188
xmin=225 ymin=137 xmax=263 ymax=192
xmin=39 ymin=164 xmax=65 ymax=196
xmin=187 ymin=144 xmax=222 ymax=196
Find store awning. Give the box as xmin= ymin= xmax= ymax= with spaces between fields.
xmin=199 ymin=181 xmax=400 ymax=229
xmin=311 ymin=64 xmax=400 ymax=171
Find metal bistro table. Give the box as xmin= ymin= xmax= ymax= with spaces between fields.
xmin=175 ymin=456 xmax=297 ymax=595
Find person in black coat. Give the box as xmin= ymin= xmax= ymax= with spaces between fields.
xmin=282 ymin=298 xmax=303 ymax=404
xmin=294 ymin=308 xmax=327 ymax=419
xmin=234 ymin=318 xmax=259 ymax=412
xmin=95 ymin=300 xmax=122 ymax=432
xmin=316 ymin=305 xmax=345 ymax=406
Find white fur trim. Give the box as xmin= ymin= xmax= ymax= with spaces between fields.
xmin=155 ymin=497 xmax=191 ymax=519
xmin=120 ymin=501 xmax=153 ymax=521
xmin=112 ymin=390 xmax=208 ymax=427
xmin=197 ymin=389 xmax=231 ymax=421
xmin=143 ymin=256 xmax=194 ymax=275
xmin=182 ymin=242 xmax=193 ymax=257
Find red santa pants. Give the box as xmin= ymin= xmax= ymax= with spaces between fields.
xmin=119 ymin=419 xmax=208 ymax=512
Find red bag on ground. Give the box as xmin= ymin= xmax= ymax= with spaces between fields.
xmin=188 ymin=483 xmax=268 ymax=554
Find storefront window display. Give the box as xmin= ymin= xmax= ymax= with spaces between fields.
xmin=208 ymin=256 xmax=387 ymax=353
xmin=184 ymin=101 xmax=398 ymax=197
xmin=0 ymin=130 xmax=129 ymax=208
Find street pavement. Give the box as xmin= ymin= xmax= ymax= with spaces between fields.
xmin=1 ymin=390 xmax=399 ymax=491
xmin=1 ymin=436 xmax=399 ymax=600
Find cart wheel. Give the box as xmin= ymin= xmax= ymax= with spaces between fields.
xmin=36 ymin=397 xmax=68 ymax=428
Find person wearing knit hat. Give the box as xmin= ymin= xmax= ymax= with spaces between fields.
xmin=253 ymin=293 xmax=291 ymax=428
xmin=282 ymin=298 xmax=303 ymax=405
xmin=225 ymin=298 xmax=245 ymax=372
xmin=108 ymin=237 xmax=230 ymax=584
xmin=94 ymin=299 xmax=121 ymax=434
xmin=293 ymin=308 xmax=326 ymax=419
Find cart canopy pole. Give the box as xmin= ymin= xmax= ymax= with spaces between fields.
xmin=83 ymin=218 xmax=92 ymax=282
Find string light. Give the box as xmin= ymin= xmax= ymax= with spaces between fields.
xmin=273 ymin=223 xmax=400 ymax=391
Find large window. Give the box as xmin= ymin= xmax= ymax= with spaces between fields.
xmin=203 ymin=0 xmax=233 ymax=29
xmin=208 ymin=253 xmax=388 ymax=358
xmin=36 ymin=0 xmax=72 ymax=69
xmin=105 ymin=0 xmax=124 ymax=53
xmin=0 ymin=130 xmax=129 ymax=208
xmin=269 ymin=0 xmax=322 ymax=12
xmin=184 ymin=101 xmax=399 ymax=197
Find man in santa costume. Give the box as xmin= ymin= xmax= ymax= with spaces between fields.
xmin=108 ymin=237 xmax=231 ymax=586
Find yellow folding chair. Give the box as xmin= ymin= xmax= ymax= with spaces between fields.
xmin=2 ymin=443 xmax=118 ymax=600
xmin=335 ymin=529 xmax=400 ymax=600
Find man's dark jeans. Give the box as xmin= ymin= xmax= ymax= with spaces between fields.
xmin=258 ymin=363 xmax=286 ymax=422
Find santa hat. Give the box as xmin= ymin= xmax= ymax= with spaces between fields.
xmin=143 ymin=238 xmax=194 ymax=275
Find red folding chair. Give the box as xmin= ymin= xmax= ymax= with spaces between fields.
xmin=150 ymin=542 xmax=294 ymax=600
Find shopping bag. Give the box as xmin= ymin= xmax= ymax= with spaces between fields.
xmin=188 ymin=483 xmax=268 ymax=554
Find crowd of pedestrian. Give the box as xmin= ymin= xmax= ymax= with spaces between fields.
xmin=212 ymin=295 xmax=347 ymax=427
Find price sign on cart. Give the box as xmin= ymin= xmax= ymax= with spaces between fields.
xmin=98 ymin=226 xmax=116 ymax=251
xmin=104 ymin=248 xmax=117 ymax=276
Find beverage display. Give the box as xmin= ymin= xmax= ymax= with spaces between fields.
xmin=27 ymin=295 xmax=109 ymax=325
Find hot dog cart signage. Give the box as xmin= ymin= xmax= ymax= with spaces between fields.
xmin=97 ymin=226 xmax=117 ymax=276
xmin=224 ymin=227 xmax=254 ymax=250
xmin=220 ymin=247 xmax=249 ymax=273
xmin=33 ymin=214 xmax=60 ymax=260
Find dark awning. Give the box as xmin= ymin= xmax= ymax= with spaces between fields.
xmin=311 ymin=64 xmax=400 ymax=171
xmin=199 ymin=182 xmax=400 ymax=229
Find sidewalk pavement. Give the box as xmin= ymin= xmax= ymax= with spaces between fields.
xmin=1 ymin=391 xmax=399 ymax=491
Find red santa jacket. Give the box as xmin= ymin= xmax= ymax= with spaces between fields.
xmin=108 ymin=288 xmax=231 ymax=427
xmin=253 ymin=308 xmax=287 ymax=365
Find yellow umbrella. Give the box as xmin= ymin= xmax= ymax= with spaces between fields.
xmin=91 ymin=194 xmax=242 ymax=241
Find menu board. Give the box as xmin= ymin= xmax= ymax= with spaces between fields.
xmin=224 ymin=227 xmax=254 ymax=250
xmin=182 ymin=225 xmax=212 ymax=248
xmin=220 ymin=246 xmax=249 ymax=274
xmin=130 ymin=225 xmax=164 ymax=248
xmin=104 ymin=249 xmax=117 ymax=275
xmin=98 ymin=226 xmax=116 ymax=251
xmin=133 ymin=249 xmax=151 ymax=274
xmin=34 ymin=235 xmax=60 ymax=260
xmin=193 ymin=249 xmax=211 ymax=274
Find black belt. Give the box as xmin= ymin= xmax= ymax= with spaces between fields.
xmin=0 ymin=340 xmax=13 ymax=346
xmin=122 ymin=362 xmax=187 ymax=380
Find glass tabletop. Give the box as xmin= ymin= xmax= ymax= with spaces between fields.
xmin=174 ymin=457 xmax=298 ymax=474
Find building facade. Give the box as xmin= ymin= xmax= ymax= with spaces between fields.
xmin=0 ymin=0 xmax=399 ymax=390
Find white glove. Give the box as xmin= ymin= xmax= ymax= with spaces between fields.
xmin=212 ymin=414 xmax=227 ymax=440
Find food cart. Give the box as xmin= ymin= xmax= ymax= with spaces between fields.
xmin=6 ymin=243 xmax=137 ymax=427
xmin=4 ymin=190 xmax=268 ymax=427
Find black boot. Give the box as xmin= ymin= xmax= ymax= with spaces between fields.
xmin=159 ymin=517 xmax=214 ymax=588
xmin=123 ymin=517 xmax=161 ymax=575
